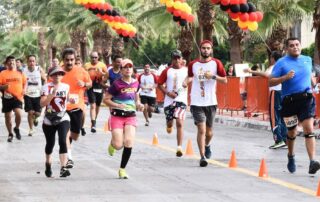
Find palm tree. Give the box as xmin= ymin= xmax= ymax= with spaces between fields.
xmin=313 ymin=0 xmax=320 ymax=64
xmin=197 ymin=0 xmax=215 ymax=41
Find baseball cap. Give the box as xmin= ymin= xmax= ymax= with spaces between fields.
xmin=48 ymin=67 xmax=65 ymax=76
xmin=200 ymin=40 xmax=213 ymax=48
xmin=121 ymin=58 xmax=133 ymax=68
xmin=171 ymin=50 xmax=182 ymax=58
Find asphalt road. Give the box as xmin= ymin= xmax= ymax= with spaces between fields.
xmin=0 ymin=107 xmax=320 ymax=202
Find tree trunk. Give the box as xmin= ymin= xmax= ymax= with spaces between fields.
xmin=228 ymin=19 xmax=243 ymax=64
xmin=47 ymin=43 xmax=52 ymax=70
xmin=313 ymin=1 xmax=320 ymax=64
xmin=178 ymin=25 xmax=194 ymax=63
xmin=38 ymin=30 xmax=46 ymax=69
xmin=112 ymin=37 xmax=124 ymax=58
xmin=93 ymin=26 xmax=113 ymax=64
xmin=197 ymin=0 xmax=215 ymax=41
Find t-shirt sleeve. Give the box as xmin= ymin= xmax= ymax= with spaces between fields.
xmin=158 ymin=68 xmax=168 ymax=85
xmin=83 ymin=69 xmax=92 ymax=84
xmin=271 ymin=60 xmax=282 ymax=78
xmin=188 ymin=61 xmax=195 ymax=77
xmin=215 ymin=59 xmax=226 ymax=77
xmin=0 ymin=72 xmax=3 ymax=85
xmin=151 ymin=73 xmax=158 ymax=83
xmin=137 ymin=74 xmax=142 ymax=83
xmin=108 ymin=82 xmax=118 ymax=96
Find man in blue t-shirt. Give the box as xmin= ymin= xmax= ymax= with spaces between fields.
xmin=270 ymin=37 xmax=320 ymax=175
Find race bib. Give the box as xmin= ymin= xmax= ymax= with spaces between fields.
xmin=69 ymin=94 xmax=79 ymax=104
xmin=283 ymin=115 xmax=298 ymax=128
xmin=93 ymin=88 xmax=103 ymax=93
xmin=27 ymin=87 xmax=40 ymax=97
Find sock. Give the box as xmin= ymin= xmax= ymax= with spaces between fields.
xmin=177 ymin=145 xmax=182 ymax=150
xmin=68 ymin=150 xmax=72 ymax=160
xmin=120 ymin=147 xmax=132 ymax=169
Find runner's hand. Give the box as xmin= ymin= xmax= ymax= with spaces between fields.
xmin=285 ymin=70 xmax=295 ymax=80
xmin=167 ymin=91 xmax=177 ymax=99
xmin=77 ymin=80 xmax=85 ymax=87
xmin=116 ymin=103 xmax=127 ymax=110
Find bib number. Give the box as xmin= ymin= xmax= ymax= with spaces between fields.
xmin=284 ymin=115 xmax=298 ymax=128
xmin=4 ymin=92 xmax=13 ymax=99
xmin=93 ymin=88 xmax=103 ymax=93
xmin=69 ymin=94 xmax=79 ymax=104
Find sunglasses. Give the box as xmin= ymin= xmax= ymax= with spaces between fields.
xmin=91 ymin=57 xmax=98 ymax=59
xmin=51 ymin=72 xmax=64 ymax=76
xmin=122 ymin=65 xmax=133 ymax=69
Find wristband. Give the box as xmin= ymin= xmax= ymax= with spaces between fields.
xmin=212 ymin=75 xmax=216 ymax=80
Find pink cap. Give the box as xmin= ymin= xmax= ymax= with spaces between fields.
xmin=121 ymin=59 xmax=133 ymax=68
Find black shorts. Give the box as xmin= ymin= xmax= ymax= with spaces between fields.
xmin=140 ymin=95 xmax=156 ymax=107
xmin=190 ymin=105 xmax=217 ymax=128
xmin=87 ymin=88 xmax=103 ymax=106
xmin=24 ymin=96 xmax=41 ymax=112
xmin=67 ymin=108 xmax=83 ymax=134
xmin=281 ymin=93 xmax=315 ymax=129
xmin=2 ymin=97 xmax=22 ymax=113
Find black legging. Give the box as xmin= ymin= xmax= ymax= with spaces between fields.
xmin=43 ymin=121 xmax=70 ymax=155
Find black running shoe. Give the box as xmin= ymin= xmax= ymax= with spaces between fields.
xmin=66 ymin=159 xmax=74 ymax=169
xmin=200 ymin=157 xmax=208 ymax=167
xmin=60 ymin=167 xmax=71 ymax=178
xmin=205 ymin=145 xmax=212 ymax=159
xmin=14 ymin=127 xmax=21 ymax=140
xmin=309 ymin=160 xmax=320 ymax=174
xmin=45 ymin=163 xmax=52 ymax=178
xmin=91 ymin=127 xmax=96 ymax=133
xmin=7 ymin=134 xmax=13 ymax=142
xmin=81 ymin=128 xmax=86 ymax=136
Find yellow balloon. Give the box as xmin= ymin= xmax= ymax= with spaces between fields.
xmin=74 ymin=0 xmax=82 ymax=4
xmin=232 ymin=17 xmax=239 ymax=22
xmin=166 ymin=1 xmax=174 ymax=8
xmin=248 ymin=21 xmax=258 ymax=31
xmin=160 ymin=0 xmax=166 ymax=4
xmin=238 ymin=20 xmax=248 ymax=29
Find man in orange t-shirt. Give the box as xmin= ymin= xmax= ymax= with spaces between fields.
xmin=61 ymin=48 xmax=92 ymax=169
xmin=84 ymin=51 xmax=107 ymax=133
xmin=0 ymin=56 xmax=26 ymax=142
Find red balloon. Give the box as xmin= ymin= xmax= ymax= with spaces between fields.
xmin=84 ymin=4 xmax=91 ymax=9
xmin=186 ymin=15 xmax=194 ymax=22
xmin=173 ymin=10 xmax=182 ymax=17
xmin=166 ymin=7 xmax=175 ymax=13
xmin=116 ymin=29 xmax=122 ymax=35
xmin=249 ymin=12 xmax=257 ymax=21
xmin=239 ymin=0 xmax=247 ymax=3
xmin=108 ymin=16 xmax=114 ymax=22
xmin=229 ymin=12 xmax=239 ymax=19
xmin=96 ymin=3 xmax=103 ymax=9
xmin=239 ymin=13 xmax=249 ymax=21
xmin=91 ymin=4 xmax=97 ymax=9
xmin=229 ymin=0 xmax=239 ymax=4
xmin=122 ymin=31 xmax=129 ymax=37
xmin=114 ymin=16 xmax=121 ymax=22
xmin=129 ymin=32 xmax=135 ymax=38
xmin=221 ymin=0 xmax=230 ymax=6
xmin=181 ymin=12 xmax=188 ymax=20
xmin=256 ymin=11 xmax=263 ymax=22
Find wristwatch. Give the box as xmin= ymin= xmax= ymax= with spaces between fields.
xmin=211 ymin=75 xmax=216 ymax=80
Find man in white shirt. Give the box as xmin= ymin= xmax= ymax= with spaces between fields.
xmin=138 ymin=64 xmax=157 ymax=126
xmin=158 ymin=50 xmax=188 ymax=157
xmin=184 ymin=40 xmax=227 ymax=167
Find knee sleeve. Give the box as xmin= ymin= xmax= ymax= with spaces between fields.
xmin=304 ymin=133 xmax=316 ymax=139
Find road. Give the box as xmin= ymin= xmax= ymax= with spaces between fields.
xmin=0 ymin=107 xmax=319 ymax=202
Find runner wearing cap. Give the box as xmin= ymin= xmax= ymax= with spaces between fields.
xmin=184 ymin=40 xmax=227 ymax=167
xmin=41 ymin=66 xmax=71 ymax=178
xmin=104 ymin=58 xmax=144 ymax=179
xmin=158 ymin=50 xmax=188 ymax=157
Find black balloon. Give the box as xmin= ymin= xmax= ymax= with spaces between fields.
xmin=248 ymin=2 xmax=256 ymax=13
xmin=230 ymin=4 xmax=240 ymax=13
xmin=123 ymin=37 xmax=129 ymax=43
xmin=112 ymin=10 xmax=119 ymax=16
xmin=99 ymin=9 xmax=106 ymax=15
xmin=106 ymin=9 xmax=112 ymax=15
xmin=173 ymin=16 xmax=181 ymax=22
xmin=92 ymin=8 xmax=99 ymax=15
xmin=220 ymin=4 xmax=230 ymax=11
xmin=179 ymin=19 xmax=187 ymax=26
xmin=240 ymin=3 xmax=249 ymax=13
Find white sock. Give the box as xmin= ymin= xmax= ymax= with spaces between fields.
xmin=177 ymin=145 xmax=182 ymax=150
xmin=68 ymin=150 xmax=72 ymax=160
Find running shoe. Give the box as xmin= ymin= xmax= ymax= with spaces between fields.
xmin=205 ymin=145 xmax=212 ymax=159
xmin=118 ymin=168 xmax=128 ymax=179
xmin=60 ymin=167 xmax=71 ymax=178
xmin=81 ymin=128 xmax=86 ymax=136
xmin=28 ymin=129 xmax=34 ymax=137
xmin=91 ymin=126 xmax=96 ymax=133
xmin=45 ymin=163 xmax=52 ymax=178
xmin=176 ymin=148 xmax=183 ymax=157
xmin=166 ymin=127 xmax=173 ymax=134
xmin=145 ymin=121 xmax=149 ymax=126
xmin=108 ymin=144 xmax=116 ymax=156
xmin=66 ymin=159 xmax=74 ymax=169
xmin=309 ymin=160 xmax=320 ymax=174
xmin=14 ymin=127 xmax=21 ymax=140
xmin=33 ymin=117 xmax=39 ymax=127
xmin=7 ymin=134 xmax=13 ymax=142
xmin=200 ymin=157 xmax=208 ymax=167
xmin=269 ymin=141 xmax=286 ymax=149
xmin=287 ymin=154 xmax=296 ymax=173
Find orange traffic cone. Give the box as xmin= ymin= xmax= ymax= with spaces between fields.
xmin=258 ymin=158 xmax=268 ymax=178
xmin=185 ymin=139 xmax=194 ymax=156
xmin=152 ymin=133 xmax=159 ymax=146
xmin=228 ymin=149 xmax=237 ymax=168
xmin=316 ymin=180 xmax=320 ymax=197
xmin=104 ymin=120 xmax=110 ymax=132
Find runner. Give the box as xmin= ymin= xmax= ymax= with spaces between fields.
xmin=104 ymin=58 xmax=143 ymax=179
xmin=103 ymin=55 xmax=122 ymax=86
xmin=23 ymin=55 xmax=47 ymax=136
xmin=61 ymin=48 xmax=92 ymax=168
xmin=184 ymin=40 xmax=227 ymax=167
xmin=0 ymin=56 xmax=26 ymax=142
xmin=84 ymin=51 xmax=107 ymax=133
xmin=40 ymin=66 xmax=70 ymax=178
xmin=16 ymin=58 xmax=24 ymax=72
xmin=270 ymin=37 xmax=320 ymax=174
xmin=138 ymin=64 xmax=157 ymax=126
xmin=158 ymin=50 xmax=188 ymax=157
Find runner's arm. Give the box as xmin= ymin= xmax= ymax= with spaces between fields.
xmin=269 ymin=70 xmax=295 ymax=87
